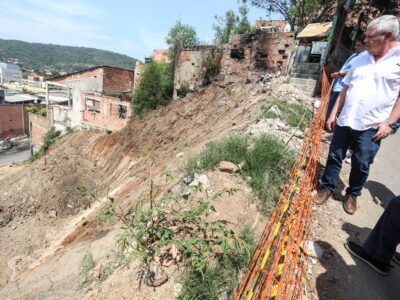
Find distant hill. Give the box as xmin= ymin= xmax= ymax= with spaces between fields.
xmin=0 ymin=39 xmax=137 ymax=76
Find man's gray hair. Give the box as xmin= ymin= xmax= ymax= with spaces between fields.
xmin=368 ymin=15 xmax=399 ymax=39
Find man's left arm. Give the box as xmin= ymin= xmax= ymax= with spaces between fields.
xmin=372 ymin=96 xmax=400 ymax=141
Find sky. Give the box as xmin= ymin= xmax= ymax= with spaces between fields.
xmin=0 ymin=0 xmax=276 ymax=61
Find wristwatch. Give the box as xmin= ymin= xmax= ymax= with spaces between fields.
xmin=385 ymin=119 xmax=395 ymax=130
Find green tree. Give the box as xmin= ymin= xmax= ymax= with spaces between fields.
xmin=165 ymin=20 xmax=200 ymax=61
xmin=132 ymin=62 xmax=173 ymax=115
xmin=213 ymin=5 xmax=253 ymax=44
xmin=243 ymin=0 xmax=336 ymax=31
xmin=236 ymin=5 xmax=253 ymax=34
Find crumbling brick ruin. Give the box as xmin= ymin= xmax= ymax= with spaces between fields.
xmin=173 ymin=30 xmax=295 ymax=97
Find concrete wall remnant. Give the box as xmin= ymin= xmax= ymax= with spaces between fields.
xmin=174 ymin=45 xmax=223 ymax=98
xmin=172 ymin=31 xmax=295 ymax=97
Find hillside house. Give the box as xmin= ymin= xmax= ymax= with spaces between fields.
xmin=0 ymin=63 xmax=22 ymax=84
xmin=29 ymin=66 xmax=134 ymax=151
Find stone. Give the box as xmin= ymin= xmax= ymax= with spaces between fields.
xmin=189 ymin=173 xmax=209 ymax=187
xmin=146 ymin=266 xmax=168 ymax=287
xmin=174 ymin=283 xmax=183 ymax=298
xmin=176 ymin=152 xmax=184 ymax=158
xmin=301 ymin=240 xmax=324 ymax=259
xmin=183 ymin=176 xmax=193 ymax=185
xmin=91 ymin=260 xmax=107 ymax=279
xmin=49 ymin=210 xmax=57 ymax=218
xmin=218 ymin=161 xmax=239 ymax=173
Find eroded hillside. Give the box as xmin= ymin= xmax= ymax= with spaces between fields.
xmin=0 ymin=75 xmax=312 ymax=299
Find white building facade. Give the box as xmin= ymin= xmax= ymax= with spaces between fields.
xmin=0 ymin=62 xmax=22 ymax=84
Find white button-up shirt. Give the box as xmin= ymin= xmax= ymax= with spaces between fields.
xmin=338 ymin=44 xmax=400 ymax=130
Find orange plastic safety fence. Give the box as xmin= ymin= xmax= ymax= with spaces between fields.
xmin=234 ymin=67 xmax=331 ymax=300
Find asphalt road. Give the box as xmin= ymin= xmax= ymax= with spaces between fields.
xmin=314 ymin=132 xmax=400 ymax=300
xmin=0 ymin=148 xmax=31 ymax=165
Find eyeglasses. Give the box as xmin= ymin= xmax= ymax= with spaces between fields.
xmin=365 ymin=32 xmax=386 ymax=40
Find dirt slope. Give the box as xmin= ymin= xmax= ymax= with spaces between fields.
xmin=0 ymin=76 xmax=312 ymax=299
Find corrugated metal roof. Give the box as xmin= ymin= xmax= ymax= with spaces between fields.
xmin=5 ymin=94 xmax=38 ymax=103
xmin=297 ymin=22 xmax=332 ymax=39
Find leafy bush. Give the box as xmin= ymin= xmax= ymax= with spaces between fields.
xmin=213 ymin=5 xmax=254 ymax=44
xmin=98 ymin=187 xmax=255 ymax=298
xmin=202 ymin=51 xmax=222 ymax=86
xmin=30 ymin=126 xmax=61 ymax=161
xmin=26 ymin=105 xmax=38 ymax=114
xmin=262 ymin=98 xmax=312 ymax=132
xmin=38 ymin=107 xmax=47 ymax=116
xmin=178 ymin=225 xmax=255 ymax=300
xmin=26 ymin=105 xmax=47 ymax=116
xmin=176 ymin=82 xmax=191 ymax=98
xmin=132 ymin=62 xmax=173 ymax=116
xmin=99 ymin=196 xmax=250 ymax=277
xmin=185 ymin=134 xmax=295 ymax=213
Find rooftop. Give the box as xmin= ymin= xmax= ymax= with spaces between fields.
xmin=297 ymin=22 xmax=332 ymax=39
xmin=5 ymin=94 xmax=38 ymax=103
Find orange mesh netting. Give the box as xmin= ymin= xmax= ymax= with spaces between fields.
xmin=234 ymin=67 xmax=332 ymax=300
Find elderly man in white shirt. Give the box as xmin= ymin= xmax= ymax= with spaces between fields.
xmin=314 ymin=15 xmax=400 ymax=214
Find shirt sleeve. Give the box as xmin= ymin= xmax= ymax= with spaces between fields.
xmin=342 ymin=67 xmax=354 ymax=86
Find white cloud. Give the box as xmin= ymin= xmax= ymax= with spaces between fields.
xmin=0 ymin=0 xmax=109 ymax=49
xmin=26 ymin=0 xmax=105 ymax=18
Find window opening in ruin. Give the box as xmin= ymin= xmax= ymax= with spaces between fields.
xmin=85 ymin=97 xmax=101 ymax=113
xmin=118 ymin=104 xmax=127 ymax=119
xmin=230 ymin=48 xmax=245 ymax=60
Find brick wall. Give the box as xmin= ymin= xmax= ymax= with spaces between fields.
xmin=52 ymin=67 xmax=134 ymax=92
xmin=221 ymin=34 xmax=254 ymax=79
xmin=103 ymin=67 xmax=134 ymax=92
xmin=51 ymin=68 xmax=104 ymax=84
xmin=81 ymin=93 xmax=131 ymax=131
xmin=0 ymin=104 xmax=37 ymax=137
xmin=257 ymin=32 xmax=295 ymax=72
xmin=221 ymin=31 xmax=295 ymax=78
xmin=133 ymin=61 xmax=144 ymax=89
xmin=153 ymin=49 xmax=171 ymax=63
xmin=255 ymin=20 xmax=288 ymax=32
xmin=29 ymin=112 xmax=52 ymax=147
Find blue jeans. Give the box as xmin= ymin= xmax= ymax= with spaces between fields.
xmin=319 ymin=125 xmax=380 ymax=196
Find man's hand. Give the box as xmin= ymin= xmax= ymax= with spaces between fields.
xmin=325 ymin=115 xmax=337 ymax=132
xmin=372 ymin=122 xmax=393 ymax=141
xmin=331 ymin=72 xmax=340 ymax=79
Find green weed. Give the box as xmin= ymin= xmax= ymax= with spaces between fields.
xmin=178 ymin=225 xmax=255 ymax=300
xmin=30 ymin=126 xmax=61 ymax=162
xmin=80 ymin=251 xmax=95 ymax=277
xmin=184 ymin=135 xmax=249 ymax=176
xmin=184 ymin=134 xmax=295 ymax=213
xmin=262 ymin=98 xmax=312 ymax=132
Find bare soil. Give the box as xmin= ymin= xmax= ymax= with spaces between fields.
xmin=0 ymin=76 xmax=313 ymax=299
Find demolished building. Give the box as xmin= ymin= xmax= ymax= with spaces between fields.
xmin=29 ymin=66 xmax=134 ymax=151
xmin=173 ymin=30 xmax=296 ymax=98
